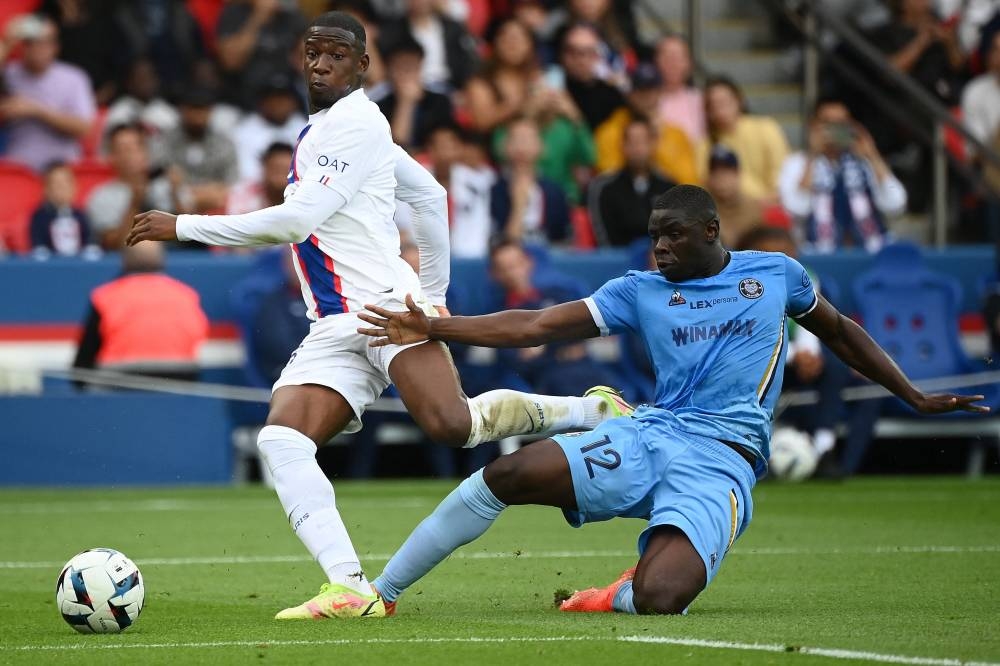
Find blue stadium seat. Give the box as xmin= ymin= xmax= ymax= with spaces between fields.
xmin=852 ymin=242 xmax=999 ymax=416
xmin=228 ymin=249 xmax=286 ymax=389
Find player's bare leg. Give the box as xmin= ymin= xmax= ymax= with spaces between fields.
xmin=260 ymin=385 xmax=385 ymax=618
xmin=560 ymin=526 xmax=705 ymax=615
xmin=389 ymin=341 xmax=624 ymax=448
xmin=372 ymin=438 xmax=577 ymax=611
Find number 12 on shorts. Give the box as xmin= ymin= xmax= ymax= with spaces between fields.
xmin=579 ymin=435 xmax=621 ymax=479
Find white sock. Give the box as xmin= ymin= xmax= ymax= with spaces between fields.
xmin=814 ymin=429 xmax=836 ymax=456
xmin=464 ymin=390 xmax=608 ymax=447
xmin=257 ymin=425 xmax=371 ymax=595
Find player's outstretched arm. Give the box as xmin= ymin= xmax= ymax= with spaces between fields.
xmin=126 ymin=181 xmax=349 ymax=248
xmin=798 ymin=294 xmax=989 ymax=415
xmin=358 ymin=294 xmax=600 ymax=348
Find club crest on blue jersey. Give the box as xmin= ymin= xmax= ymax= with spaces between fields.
xmin=669 ymin=290 xmax=686 ymax=306
xmin=739 ymin=278 xmax=764 ymax=299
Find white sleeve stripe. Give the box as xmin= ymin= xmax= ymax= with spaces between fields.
xmin=583 ymin=297 xmax=610 ymax=336
xmin=790 ymin=291 xmax=820 ymax=319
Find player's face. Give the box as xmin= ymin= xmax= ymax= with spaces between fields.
xmin=648 ymin=209 xmax=718 ymax=282
xmin=303 ymin=27 xmax=370 ymax=112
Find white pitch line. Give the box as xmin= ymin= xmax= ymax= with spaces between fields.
xmin=2 ymin=636 xmax=591 ymax=652
xmin=620 ymin=636 xmax=1000 ymax=666
xmin=0 ymin=497 xmax=433 ymax=514
xmin=1 ymin=635 xmax=997 ymax=666
xmin=2 ymin=545 xmax=998 ymax=570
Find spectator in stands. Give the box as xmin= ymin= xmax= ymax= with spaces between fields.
xmin=40 ymin=0 xmax=118 ymax=104
xmin=463 ymin=18 xmax=542 ymax=133
xmin=779 ymin=97 xmax=907 ymax=253
xmin=738 ymin=226 xmax=849 ymax=479
xmin=162 ymin=88 xmax=240 ymax=214
xmin=488 ymin=49 xmax=596 ymax=203
xmin=697 ymin=76 xmax=789 ymax=202
xmin=588 ymin=117 xmax=674 ymax=247
xmin=558 ymin=23 xmax=625 ymax=130
xmin=594 ymin=62 xmax=697 ymax=185
xmin=962 ymin=32 xmax=1000 ymax=148
xmin=233 ymin=75 xmax=305 ymax=182
xmin=425 ymin=125 xmax=496 ymax=259
xmin=112 ymin=0 xmax=205 ymax=99
xmin=545 ymin=0 xmax=639 ymax=87
xmin=871 ymin=0 xmax=964 ymax=105
xmin=87 ymin=124 xmax=174 ymax=250
xmin=489 ymin=239 xmax=624 ymax=395
xmin=250 ymin=247 xmax=311 ymax=385
xmin=104 ymin=58 xmax=179 ymax=167
xmin=0 ymin=15 xmax=96 ymax=172
xmin=376 ymin=34 xmax=454 ymax=152
xmin=654 ymin=35 xmax=704 ymax=145
xmin=73 ymin=240 xmax=209 ymax=384
xmin=216 ymin=0 xmax=307 ymax=110
xmin=29 ymin=162 xmax=97 ymax=258
xmin=490 ymin=116 xmax=570 ymax=246
xmin=227 ymin=142 xmax=293 ymax=216
xmin=379 ymin=0 xmax=479 ymax=93
xmin=705 ymin=146 xmax=765 ymax=248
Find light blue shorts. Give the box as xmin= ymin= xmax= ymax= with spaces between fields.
xmin=553 ymin=415 xmax=756 ymax=582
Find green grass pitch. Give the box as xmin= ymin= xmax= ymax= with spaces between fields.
xmin=0 ymin=478 xmax=998 ymax=665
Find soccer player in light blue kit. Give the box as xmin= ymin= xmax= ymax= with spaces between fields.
xmin=358 ymin=186 xmax=988 ymax=615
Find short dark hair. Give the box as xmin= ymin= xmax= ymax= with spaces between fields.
xmin=624 ymin=116 xmax=655 ymax=139
xmin=735 ymin=225 xmax=794 ymax=251
xmin=385 ymin=32 xmax=424 ymax=60
xmin=106 ymin=122 xmax=144 ymax=144
xmin=42 ymin=160 xmax=69 ymax=177
xmin=309 ymin=11 xmax=367 ymax=50
xmin=488 ymin=237 xmax=528 ymax=261
xmin=812 ymin=95 xmax=849 ymax=118
xmin=705 ymin=75 xmax=748 ymax=113
xmin=654 ymin=185 xmax=718 ymax=222
xmin=262 ymin=142 xmax=294 ymax=163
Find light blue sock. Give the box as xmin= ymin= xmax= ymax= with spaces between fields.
xmin=612 ymin=580 xmax=637 ymax=614
xmin=373 ymin=469 xmax=506 ymax=603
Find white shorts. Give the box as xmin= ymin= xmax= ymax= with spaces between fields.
xmin=271 ymin=300 xmax=434 ymax=433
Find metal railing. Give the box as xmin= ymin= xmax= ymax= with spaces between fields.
xmin=763 ymin=0 xmax=1000 ymax=247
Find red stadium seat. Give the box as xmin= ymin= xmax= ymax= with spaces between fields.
xmin=70 ymin=159 xmax=115 ymax=208
xmin=571 ymin=206 xmax=596 ymax=250
xmin=0 ymin=0 xmax=41 ymax=37
xmin=80 ymin=106 xmax=108 ymax=159
xmin=0 ymin=161 xmax=43 ymax=254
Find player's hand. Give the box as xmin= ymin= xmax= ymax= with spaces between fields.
xmin=357 ymin=294 xmax=432 ymax=347
xmin=910 ymin=393 xmax=990 ymax=415
xmin=127 ymin=210 xmax=178 ymax=246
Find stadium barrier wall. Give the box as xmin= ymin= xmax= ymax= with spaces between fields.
xmin=0 ymin=246 xmax=993 ymax=485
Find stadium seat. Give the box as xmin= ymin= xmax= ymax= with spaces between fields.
xmin=70 ymin=159 xmax=115 ymax=207
xmin=0 ymin=0 xmax=40 ymax=37
xmin=79 ymin=106 xmax=108 ymax=159
xmin=853 ymin=241 xmax=1000 ymax=413
xmin=0 ymin=161 xmax=43 ymax=253
xmin=228 ymin=248 xmax=287 ymax=388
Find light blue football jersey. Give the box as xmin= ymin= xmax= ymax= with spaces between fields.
xmin=586 ymin=250 xmax=818 ymax=477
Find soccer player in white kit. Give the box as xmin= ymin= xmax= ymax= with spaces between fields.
xmin=126 ymin=12 xmax=628 ymax=619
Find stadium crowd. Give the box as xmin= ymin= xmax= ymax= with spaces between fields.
xmin=1 ymin=0 xmax=998 ymax=478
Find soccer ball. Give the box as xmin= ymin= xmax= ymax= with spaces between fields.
xmin=55 ymin=548 xmax=144 ymax=633
xmin=768 ymin=427 xmax=819 ymax=482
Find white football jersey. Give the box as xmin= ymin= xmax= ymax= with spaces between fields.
xmin=284 ymin=89 xmax=421 ymax=320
